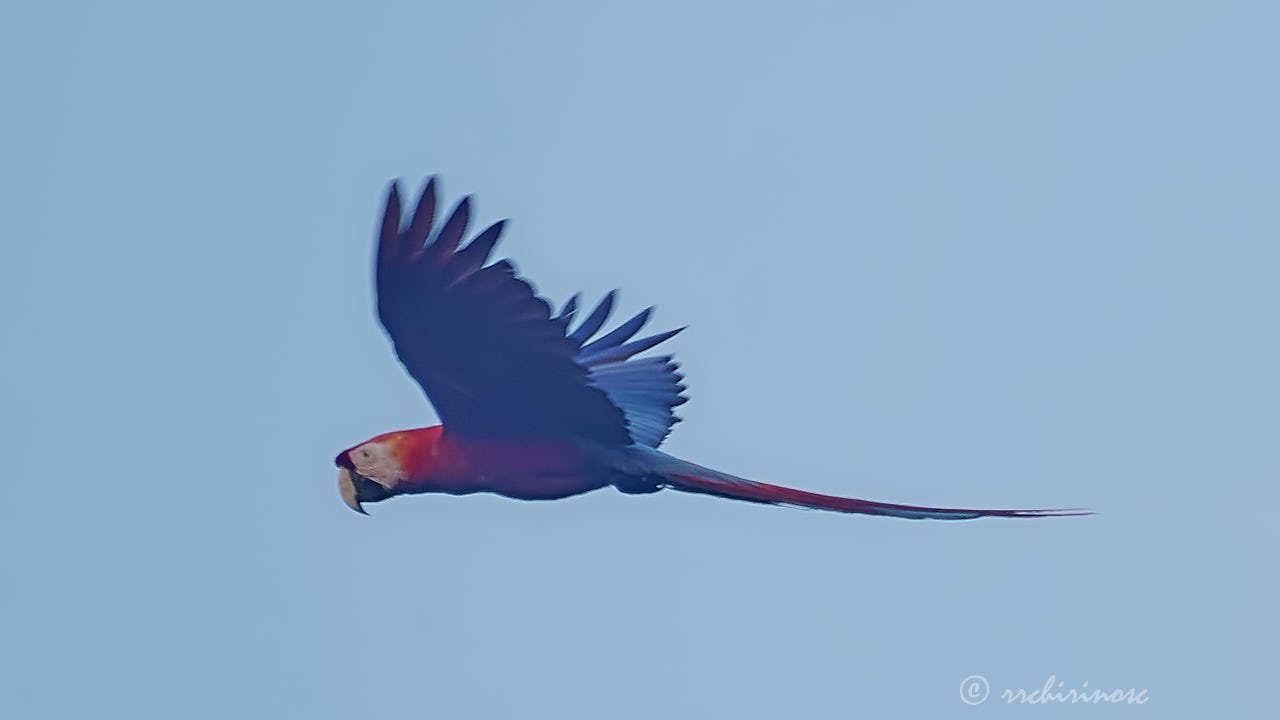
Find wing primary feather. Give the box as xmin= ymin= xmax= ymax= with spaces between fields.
xmin=377 ymin=180 xmax=403 ymax=265
xmin=580 ymin=327 xmax=684 ymax=364
xmin=552 ymin=294 xmax=580 ymax=334
xmin=580 ymin=308 xmax=652 ymax=355
xmin=558 ymin=294 xmax=580 ymax=322
xmin=568 ymin=291 xmax=616 ymax=345
xmin=448 ymin=219 xmax=505 ymax=277
xmin=588 ymin=355 xmax=675 ymax=377
xmin=431 ymin=196 xmax=471 ymax=258
xmin=406 ymin=176 xmax=437 ymax=247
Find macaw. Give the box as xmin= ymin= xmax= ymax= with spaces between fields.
xmin=335 ymin=177 xmax=1087 ymax=520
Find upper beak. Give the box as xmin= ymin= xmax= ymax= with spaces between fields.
xmin=338 ymin=467 xmax=367 ymax=515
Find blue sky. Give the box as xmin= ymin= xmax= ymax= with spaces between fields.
xmin=2 ymin=1 xmax=1275 ymax=717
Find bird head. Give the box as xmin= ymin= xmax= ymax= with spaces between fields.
xmin=335 ymin=437 xmax=405 ymax=514
xmin=334 ymin=426 xmax=446 ymax=514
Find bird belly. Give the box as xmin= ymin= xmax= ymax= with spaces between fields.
xmin=455 ymin=440 xmax=609 ymax=501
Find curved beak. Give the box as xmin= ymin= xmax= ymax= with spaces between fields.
xmin=338 ymin=467 xmax=367 ymax=515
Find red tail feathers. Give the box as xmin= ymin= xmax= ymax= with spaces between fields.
xmin=618 ymin=443 xmax=1086 ymax=521
xmin=665 ymin=471 xmax=1089 ymax=519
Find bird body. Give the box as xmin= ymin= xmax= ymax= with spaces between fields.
xmin=338 ymin=427 xmax=608 ymax=504
xmin=334 ymin=177 xmax=1087 ymax=520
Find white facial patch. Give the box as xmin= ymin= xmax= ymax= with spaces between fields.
xmin=349 ymin=442 xmax=406 ymax=490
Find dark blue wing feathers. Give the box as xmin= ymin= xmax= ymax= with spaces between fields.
xmin=580 ymin=308 xmax=650 ymax=358
xmin=405 ymin=177 xmax=437 ymax=246
xmin=568 ymin=291 xmax=615 ymax=345
xmin=557 ymin=294 xmax=580 ymax=323
xmin=581 ymin=327 xmax=685 ymax=365
xmin=567 ymin=302 xmax=686 ymax=448
xmin=448 ymin=219 xmax=504 ymax=277
xmin=378 ymin=177 xmax=685 ymax=447
xmin=431 ymin=196 xmax=470 ymax=257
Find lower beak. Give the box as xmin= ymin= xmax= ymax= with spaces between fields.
xmin=338 ymin=467 xmax=367 ymax=515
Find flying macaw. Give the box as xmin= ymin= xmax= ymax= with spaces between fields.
xmin=335 ymin=177 xmax=1086 ymax=520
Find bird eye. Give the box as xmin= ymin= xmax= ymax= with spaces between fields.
xmin=360 ymin=449 xmax=371 ymax=458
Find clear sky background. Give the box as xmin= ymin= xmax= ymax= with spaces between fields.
xmin=2 ymin=1 xmax=1276 ymax=718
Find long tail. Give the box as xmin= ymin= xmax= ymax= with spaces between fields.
xmin=628 ymin=448 xmax=1089 ymax=520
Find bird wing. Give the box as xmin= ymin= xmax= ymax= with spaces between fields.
xmin=559 ymin=292 xmax=687 ymax=447
xmin=374 ymin=178 xmax=683 ymax=446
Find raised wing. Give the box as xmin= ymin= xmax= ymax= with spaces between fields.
xmin=374 ymin=178 xmax=683 ymax=446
